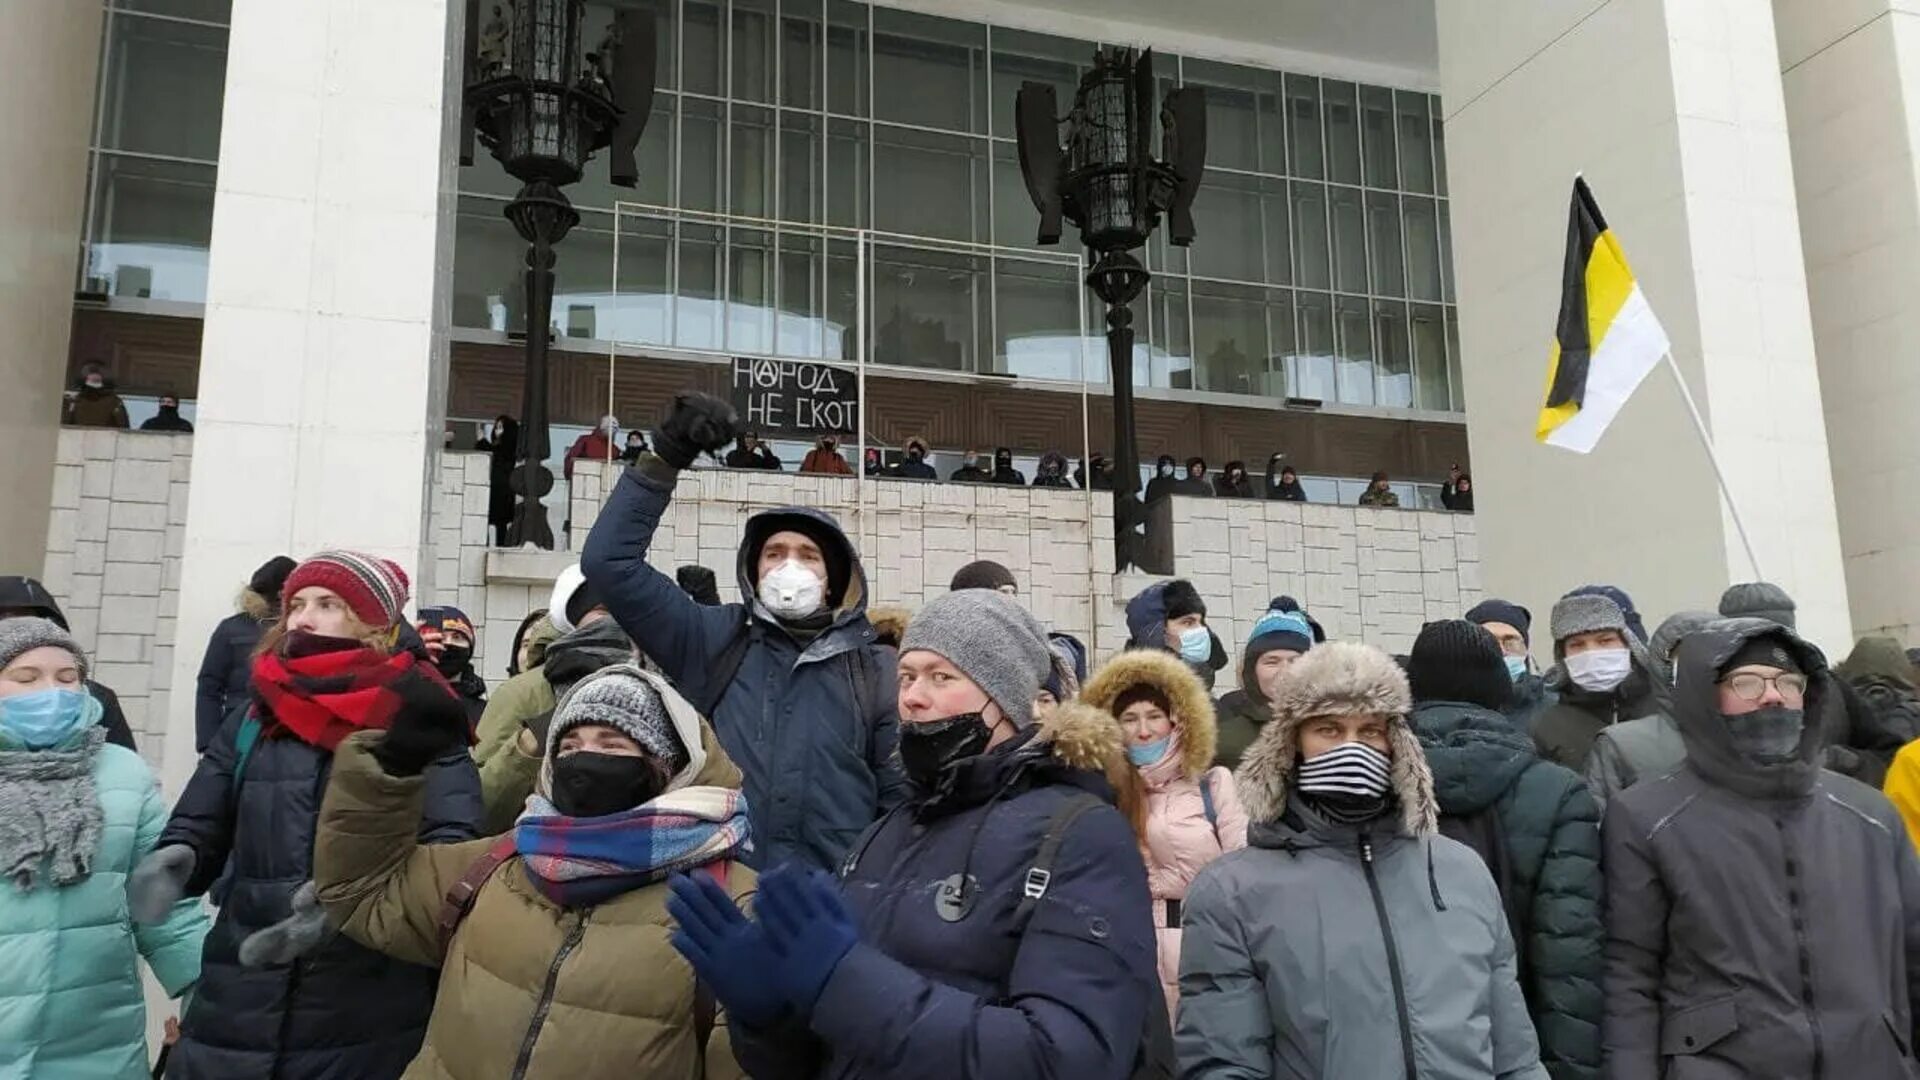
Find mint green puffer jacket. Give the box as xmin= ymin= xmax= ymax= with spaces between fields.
xmin=0 ymin=742 xmax=209 ymax=1079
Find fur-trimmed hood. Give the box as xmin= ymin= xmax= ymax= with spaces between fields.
xmin=239 ymin=587 xmax=275 ymax=621
xmin=866 ymin=605 xmax=912 ymax=649
xmin=1234 ymin=641 xmax=1438 ymax=838
xmin=1080 ymin=648 xmax=1217 ymax=779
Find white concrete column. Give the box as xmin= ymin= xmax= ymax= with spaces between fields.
xmin=162 ymin=0 xmax=464 ymax=791
xmin=1436 ymin=0 xmax=1852 ymax=652
xmin=0 ymin=2 xmax=103 ymax=575
xmin=1776 ymin=1 xmax=1920 ymax=645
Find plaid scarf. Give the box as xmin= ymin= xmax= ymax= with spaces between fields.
xmin=251 ymin=642 xmax=438 ymax=751
xmin=515 ymin=786 xmax=751 ymax=908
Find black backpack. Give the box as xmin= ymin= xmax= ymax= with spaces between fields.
xmin=1437 ymin=805 xmax=1529 ymax=975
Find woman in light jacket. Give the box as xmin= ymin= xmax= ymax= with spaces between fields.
xmin=1081 ymin=648 xmax=1247 ymax=1016
xmin=0 ymin=617 xmax=208 ymax=1078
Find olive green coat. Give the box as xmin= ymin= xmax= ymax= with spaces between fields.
xmin=314 ymin=729 xmax=750 ymax=1080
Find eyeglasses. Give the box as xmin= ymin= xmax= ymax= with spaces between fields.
xmin=1722 ymin=672 xmax=1808 ymax=703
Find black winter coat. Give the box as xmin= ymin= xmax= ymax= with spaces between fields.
xmin=194 ymin=610 xmax=268 ymax=753
xmin=89 ymin=680 xmax=137 ymax=751
xmin=1410 ymin=700 xmax=1604 ymax=1080
xmin=158 ymin=707 xmax=482 ymax=1080
xmin=1532 ymin=662 xmax=1658 ymax=772
xmin=735 ymin=702 xmax=1157 ymax=1080
xmin=1603 ymin=623 xmax=1920 ymax=1080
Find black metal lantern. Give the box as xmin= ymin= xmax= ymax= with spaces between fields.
xmin=1016 ymin=47 xmax=1204 ymax=572
xmin=460 ymin=0 xmax=657 ymax=549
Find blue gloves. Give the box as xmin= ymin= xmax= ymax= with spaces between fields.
xmin=756 ymin=864 xmax=860 ymax=1014
xmin=666 ymin=863 xmax=862 ymax=1028
xmin=667 ymin=872 xmax=790 ymax=1029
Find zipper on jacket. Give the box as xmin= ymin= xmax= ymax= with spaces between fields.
xmin=1778 ymin=817 xmax=1825 ymax=1078
xmin=511 ymin=912 xmax=590 ymax=1080
xmin=1360 ymin=835 xmax=1419 ymax=1080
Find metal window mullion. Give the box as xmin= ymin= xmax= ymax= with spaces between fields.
xmin=105 ymin=5 xmax=227 ymax=31
xmin=670 ymin=0 xmax=686 ymax=346
xmin=864 ymin=0 xmax=875 ymax=365
xmin=771 ymin=0 xmax=784 ymax=350
xmin=721 ymin=0 xmax=734 ymax=352
xmin=79 ymin=0 xmax=119 ymax=290
xmin=984 ymin=22 xmax=997 ymax=375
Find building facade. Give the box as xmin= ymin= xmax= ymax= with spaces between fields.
xmin=2 ymin=0 xmax=1910 ymax=790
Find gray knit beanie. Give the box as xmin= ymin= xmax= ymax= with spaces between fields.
xmin=0 ymin=617 xmax=87 ymax=681
xmin=901 ymin=590 xmax=1053 ymax=729
xmin=548 ymin=665 xmax=689 ymax=777
xmin=1550 ymin=593 xmax=1628 ymax=647
xmin=1719 ymin=581 xmax=1796 ymax=629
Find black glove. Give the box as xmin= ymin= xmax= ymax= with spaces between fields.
xmin=370 ymin=669 xmax=472 ymax=776
xmin=652 ymin=392 xmax=739 ymax=470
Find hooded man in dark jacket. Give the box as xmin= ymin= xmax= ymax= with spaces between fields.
xmin=1468 ymin=598 xmax=1556 ymax=732
xmin=1144 ymin=454 xmax=1179 ymax=504
xmin=1830 ymin=635 xmax=1920 ymax=786
xmin=1173 ymin=457 xmax=1213 ymax=497
xmin=1532 ymin=593 xmax=1658 ymax=771
xmin=1213 ymin=460 xmax=1254 ymax=498
xmin=140 ymin=393 xmax=194 ymax=432
xmin=989 ymin=446 xmax=1025 ymax=486
xmin=1603 ymin=619 xmax=1920 ymax=1079
xmin=194 ymin=555 xmax=295 ymax=754
xmin=1032 ymin=450 xmax=1074 ymax=489
xmin=415 ymin=605 xmax=488 ymax=727
xmin=669 ymin=589 xmax=1158 ymax=1080
xmin=1214 ymin=598 xmax=1319 ymax=770
xmin=582 ymin=391 xmax=907 ymax=872
xmin=894 ymin=437 xmax=936 ymax=480
xmin=1126 ymin=579 xmax=1229 ymax=696
xmin=0 ymin=575 xmax=136 ymax=751
xmin=1406 ymin=620 xmax=1603 ymax=1080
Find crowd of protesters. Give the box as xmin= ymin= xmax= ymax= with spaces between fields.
xmin=7 ymin=389 xmax=1917 ymax=1079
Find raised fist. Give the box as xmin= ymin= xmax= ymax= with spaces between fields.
xmin=652 ymin=392 xmax=739 ymax=470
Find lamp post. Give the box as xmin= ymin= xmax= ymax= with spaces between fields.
xmin=1014 ymin=47 xmax=1204 ymax=573
xmin=461 ymin=0 xmax=655 ymax=548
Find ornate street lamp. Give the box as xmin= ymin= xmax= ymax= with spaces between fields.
xmin=1015 ymin=47 xmax=1204 ymax=573
xmin=461 ymin=0 xmax=656 ymax=548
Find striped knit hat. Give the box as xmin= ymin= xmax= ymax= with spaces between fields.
xmin=282 ymin=550 xmax=411 ymax=629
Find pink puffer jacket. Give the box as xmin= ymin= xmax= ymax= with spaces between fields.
xmin=1080 ymin=649 xmax=1248 ymax=1017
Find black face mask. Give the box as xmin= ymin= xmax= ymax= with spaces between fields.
xmin=908 ymin=449 xmax=923 ymax=461
xmin=283 ymin=629 xmax=368 ymax=658
xmin=899 ymin=713 xmax=994 ymax=791
xmin=435 ymin=644 xmax=473 ymax=679
xmin=551 ymin=751 xmax=667 ymax=818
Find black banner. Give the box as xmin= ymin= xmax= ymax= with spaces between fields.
xmin=730 ymin=356 xmax=859 ymax=436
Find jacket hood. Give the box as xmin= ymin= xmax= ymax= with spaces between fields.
xmin=1235 ymin=642 xmax=1437 ymax=837
xmin=542 ymin=617 xmax=637 ymax=690
xmin=540 ymin=663 xmax=731 ymax=797
xmin=0 ymin=576 xmax=67 ymax=630
xmin=1407 ymin=701 xmax=1536 ymax=815
xmin=866 ymin=605 xmax=911 ymax=648
xmin=1123 ymin=582 xmax=1227 ymax=678
xmin=735 ymin=505 xmax=868 ymax=621
xmin=1671 ymin=618 xmax=1832 ymax=800
xmin=239 ymin=587 xmax=276 ymax=621
xmin=1080 ymin=649 xmax=1218 ymax=779
xmin=1838 ymin=636 xmax=1919 ymax=689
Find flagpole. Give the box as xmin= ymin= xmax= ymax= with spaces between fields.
xmin=1661 ymin=351 xmax=1764 ymax=579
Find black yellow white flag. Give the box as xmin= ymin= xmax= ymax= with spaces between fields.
xmin=1536 ymin=177 xmax=1669 ymax=452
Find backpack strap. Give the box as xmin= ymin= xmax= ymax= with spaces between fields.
xmin=436 ymin=835 xmax=518 ymax=952
xmin=839 ymin=804 xmax=904 ymax=881
xmin=696 ymin=616 xmax=755 ymax=716
xmin=1199 ymin=772 xmax=1217 ymax=829
xmin=230 ymin=715 xmax=263 ymax=794
xmin=1013 ymin=792 xmax=1105 ymax=924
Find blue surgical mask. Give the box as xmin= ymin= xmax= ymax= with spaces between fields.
xmin=1127 ymin=735 xmax=1174 ymax=767
xmin=0 ymin=687 xmax=102 ymax=750
xmin=1505 ymin=655 xmax=1529 ymax=682
xmin=1177 ymin=626 xmax=1211 ymax=663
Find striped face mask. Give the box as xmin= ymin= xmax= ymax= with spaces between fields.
xmin=1296 ymin=741 xmax=1392 ymax=801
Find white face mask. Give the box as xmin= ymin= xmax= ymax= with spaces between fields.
xmin=758 ymin=559 xmax=825 ymax=619
xmin=1566 ymin=647 xmax=1632 ymax=693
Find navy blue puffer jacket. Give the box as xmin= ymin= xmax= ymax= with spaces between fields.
xmin=157 ymin=704 xmax=481 ymax=1080
xmin=734 ymin=702 xmax=1157 ymax=1080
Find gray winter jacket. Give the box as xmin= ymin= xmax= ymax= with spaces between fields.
xmin=1583 ymin=712 xmax=1683 ymax=814
xmin=1603 ymin=621 xmax=1920 ymax=1080
xmin=1177 ymin=642 xmax=1548 ymax=1080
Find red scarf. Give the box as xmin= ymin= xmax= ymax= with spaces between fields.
xmin=250 ymin=643 xmax=443 ymax=751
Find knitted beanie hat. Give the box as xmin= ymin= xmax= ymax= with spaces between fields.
xmin=1551 ymin=593 xmax=1628 ymax=649
xmin=900 ymin=590 xmax=1053 ymax=729
xmin=1246 ymin=606 xmax=1315 ymax=659
xmin=1406 ymin=620 xmax=1510 ymax=710
xmin=282 ymin=551 xmax=410 ymax=628
xmin=1465 ymin=598 xmax=1532 ymax=647
xmin=1718 ymin=581 xmax=1796 ymax=630
xmin=949 ymin=560 xmax=1018 ymax=593
xmin=248 ymin=555 xmax=299 ymax=605
xmin=0 ymin=617 xmax=88 ymax=680
xmin=548 ymin=665 xmax=690 ymax=777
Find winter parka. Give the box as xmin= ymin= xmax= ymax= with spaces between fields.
xmin=732 ymin=703 xmax=1159 ymax=1080
xmin=313 ymin=706 xmax=750 ymax=1079
xmin=1409 ymin=700 xmax=1603 ymax=1080
xmin=581 ymin=459 xmax=907 ymax=872
xmin=1177 ymin=643 xmax=1548 ymax=1080
xmin=0 ymin=742 xmax=208 ymax=1079
xmin=1532 ymin=654 xmax=1658 ymax=773
xmin=1603 ymin=620 xmax=1920 ymax=1080
xmin=156 ymin=704 xmax=483 ymax=1080
xmin=1081 ymin=649 xmax=1248 ymax=1016
xmin=1582 ymin=712 xmax=1683 ymax=814
xmin=193 ymin=590 xmax=272 ymax=754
